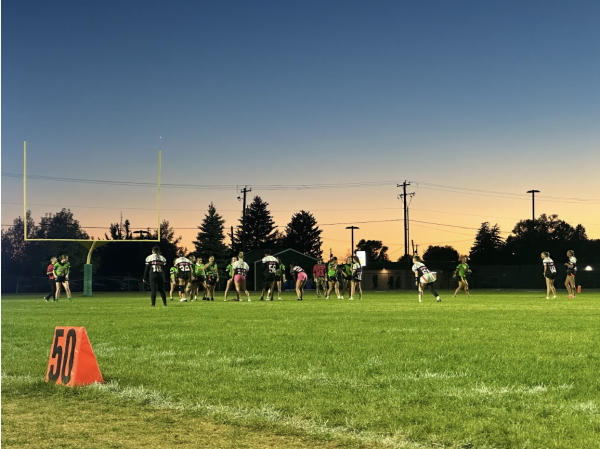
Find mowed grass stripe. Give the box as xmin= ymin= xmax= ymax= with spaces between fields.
xmin=2 ymin=291 xmax=599 ymax=448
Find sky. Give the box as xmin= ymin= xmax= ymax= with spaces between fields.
xmin=2 ymin=0 xmax=600 ymax=261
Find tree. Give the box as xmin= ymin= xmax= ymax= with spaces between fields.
xmin=1 ymin=212 xmax=40 ymax=276
xmin=283 ymin=210 xmax=323 ymax=258
xmin=469 ymin=222 xmax=505 ymax=265
xmin=194 ymin=203 xmax=229 ymax=268
xmin=356 ymin=239 xmax=389 ymax=262
xmin=95 ymin=219 xmax=185 ymax=277
xmin=504 ymin=214 xmax=588 ymax=264
xmin=423 ymin=245 xmax=460 ymax=263
xmin=234 ymin=196 xmax=276 ymax=252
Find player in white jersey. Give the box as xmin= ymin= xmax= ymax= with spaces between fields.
xmin=411 ymin=255 xmax=441 ymax=303
xmin=541 ymin=251 xmax=557 ymax=299
xmin=232 ymin=252 xmax=251 ymax=301
xmin=564 ymin=250 xmax=577 ymax=298
xmin=350 ymin=255 xmax=363 ymax=300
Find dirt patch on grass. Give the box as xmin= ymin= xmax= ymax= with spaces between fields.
xmin=1 ymin=394 xmax=373 ymax=448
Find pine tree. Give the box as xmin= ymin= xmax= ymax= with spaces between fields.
xmin=283 ymin=211 xmax=323 ymax=258
xmin=194 ymin=203 xmax=229 ymax=268
xmin=469 ymin=222 xmax=505 ymax=265
xmin=234 ymin=196 xmax=276 ymax=251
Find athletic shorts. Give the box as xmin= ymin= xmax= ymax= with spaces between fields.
xmin=352 ymin=276 xmax=362 ymax=282
xmin=327 ymin=276 xmax=338 ymax=283
xmin=420 ymin=272 xmax=436 ymax=284
xmin=274 ymin=275 xmax=282 ymax=281
xmin=55 ymin=276 xmax=67 ymax=283
xmin=263 ymin=274 xmax=276 ymax=283
xmin=206 ymin=275 xmax=217 ymax=285
xmin=234 ymin=274 xmax=246 ymax=283
xmin=178 ymin=272 xmax=191 ymax=281
xmin=545 ymin=274 xmax=556 ymax=280
xmin=297 ymin=272 xmax=308 ymax=282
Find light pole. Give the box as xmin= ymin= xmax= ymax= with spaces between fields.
xmin=526 ymin=189 xmax=540 ymax=222
xmin=345 ymin=226 xmax=359 ymax=258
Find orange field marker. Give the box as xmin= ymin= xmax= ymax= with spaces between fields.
xmin=46 ymin=327 xmax=103 ymax=387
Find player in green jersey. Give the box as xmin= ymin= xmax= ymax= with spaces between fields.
xmin=453 ymin=256 xmax=471 ymax=297
xmin=223 ymin=256 xmax=237 ymax=301
xmin=204 ymin=256 xmax=219 ymax=301
xmin=53 ymin=254 xmax=72 ymax=302
xmin=326 ymin=257 xmax=340 ymax=300
xmin=195 ymin=257 xmax=208 ymax=301
xmin=272 ymin=258 xmax=286 ymax=300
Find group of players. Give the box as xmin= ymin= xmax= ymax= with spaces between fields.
xmin=43 ymin=246 xmax=578 ymax=307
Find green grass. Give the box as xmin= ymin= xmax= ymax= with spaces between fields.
xmin=2 ymin=290 xmax=600 ymax=448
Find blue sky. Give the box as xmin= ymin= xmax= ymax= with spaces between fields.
xmin=3 ymin=0 xmax=600 ymax=256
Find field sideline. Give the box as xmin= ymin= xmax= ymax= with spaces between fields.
xmin=2 ymin=290 xmax=599 ymax=448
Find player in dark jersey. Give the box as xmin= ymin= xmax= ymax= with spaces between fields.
xmin=143 ymin=245 xmax=168 ymax=307
xmin=175 ymin=255 xmax=193 ymax=302
xmin=261 ymin=250 xmax=279 ymax=300
xmin=326 ymin=257 xmax=340 ymax=300
xmin=53 ymin=254 xmax=72 ymax=302
xmin=223 ymin=256 xmax=237 ymax=301
xmin=564 ymin=250 xmax=577 ymax=298
xmin=290 ymin=262 xmax=308 ymax=301
xmin=169 ymin=260 xmax=178 ymax=301
xmin=186 ymin=255 xmax=199 ymax=301
xmin=541 ymin=252 xmax=557 ymax=299
xmin=340 ymin=257 xmax=353 ymax=299
xmin=412 ymin=255 xmax=441 ymax=303
xmin=350 ymin=255 xmax=363 ymax=300
xmin=44 ymin=256 xmax=58 ymax=302
xmin=204 ymin=256 xmax=219 ymax=301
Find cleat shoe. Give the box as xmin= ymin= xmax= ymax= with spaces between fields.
xmin=248 ymin=298 xmax=251 ymax=301
xmin=546 ymin=296 xmax=550 ymax=299
xmin=325 ymin=296 xmax=330 ymax=300
xmin=419 ymin=298 xmax=422 ymax=303
xmin=436 ymin=297 xmax=441 ymax=302
xmin=180 ymin=298 xmax=187 ymax=302
xmin=349 ymin=297 xmax=354 ymax=300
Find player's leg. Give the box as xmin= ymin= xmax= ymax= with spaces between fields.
xmin=157 ymin=275 xmax=167 ymax=306
xmin=179 ymin=277 xmax=187 ymax=302
xmin=428 ymin=282 xmax=441 ymax=301
xmin=357 ymin=279 xmax=362 ymax=299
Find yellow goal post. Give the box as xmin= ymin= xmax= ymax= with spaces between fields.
xmin=23 ymin=141 xmax=162 ymax=296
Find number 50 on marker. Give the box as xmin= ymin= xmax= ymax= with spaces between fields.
xmin=46 ymin=327 xmax=103 ymax=387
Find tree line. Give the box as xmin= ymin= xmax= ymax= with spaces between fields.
xmin=2 ymin=197 xmax=598 ymax=279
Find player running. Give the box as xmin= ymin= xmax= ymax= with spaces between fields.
xmin=312 ymin=258 xmax=327 ymax=298
xmin=204 ymin=256 xmax=219 ymax=301
xmin=290 ymin=262 xmax=308 ymax=301
xmin=143 ymin=245 xmax=168 ymax=307
xmin=169 ymin=259 xmax=178 ymax=301
xmin=453 ymin=256 xmax=472 ymax=297
xmin=53 ymin=255 xmax=72 ymax=302
xmin=412 ymin=255 xmax=441 ymax=303
xmin=223 ymin=257 xmax=237 ymax=301
xmin=261 ymin=250 xmax=279 ymax=300
xmin=564 ymin=250 xmax=577 ymax=298
xmin=232 ymin=252 xmax=251 ymax=301
xmin=326 ymin=257 xmax=340 ymax=300
xmin=350 ymin=255 xmax=363 ymax=300
xmin=541 ymin=252 xmax=557 ymax=299
xmin=175 ymin=255 xmax=193 ymax=302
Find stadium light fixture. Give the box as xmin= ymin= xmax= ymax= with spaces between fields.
xmin=345 ymin=226 xmax=359 ymax=258
xmin=585 ymin=266 xmax=593 ymax=271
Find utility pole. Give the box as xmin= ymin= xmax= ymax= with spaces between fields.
xmin=397 ymin=181 xmax=415 ymax=257
xmin=238 ymin=186 xmax=252 ymax=252
xmin=230 ymin=226 xmax=234 ymax=250
xmin=345 ymin=226 xmax=359 ymax=258
xmin=526 ymin=189 xmax=540 ymax=222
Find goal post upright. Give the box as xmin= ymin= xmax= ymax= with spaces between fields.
xmin=23 ymin=142 xmax=162 ymax=296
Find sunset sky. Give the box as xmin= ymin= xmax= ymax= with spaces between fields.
xmin=2 ymin=0 xmax=600 ymax=260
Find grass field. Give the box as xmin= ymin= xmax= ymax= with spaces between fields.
xmin=2 ymin=290 xmax=599 ymax=448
